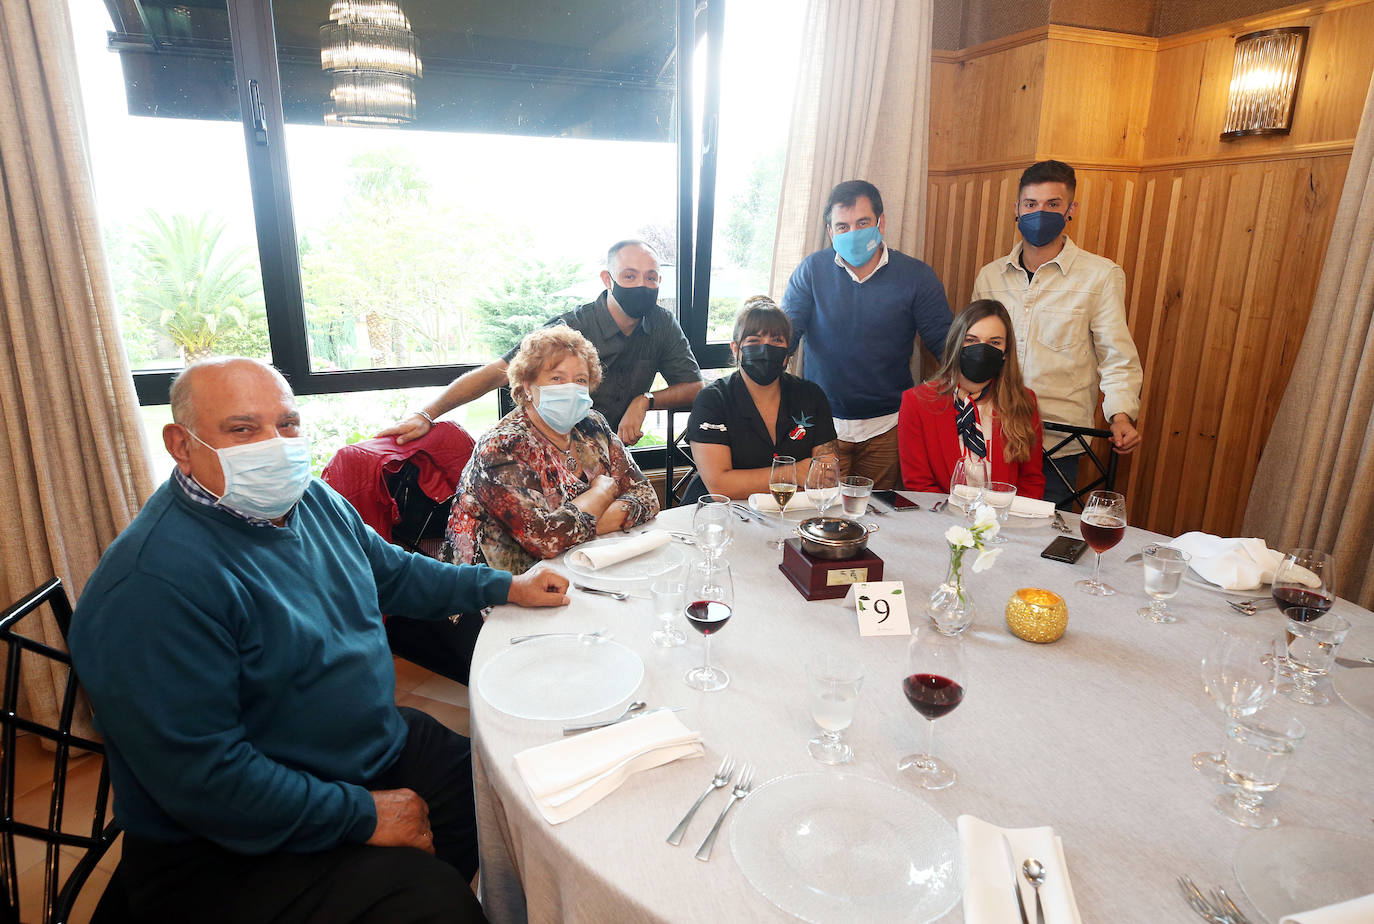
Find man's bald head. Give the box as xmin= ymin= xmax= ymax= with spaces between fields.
xmin=163 ymin=358 xmax=301 ymax=497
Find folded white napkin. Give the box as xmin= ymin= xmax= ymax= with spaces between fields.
xmin=1010 ymin=496 xmax=1055 ymax=518
xmin=749 ymin=491 xmax=817 ymax=514
xmin=958 ymin=815 xmax=1082 ymax=924
xmin=1282 ymin=893 xmax=1374 ymax=924
xmin=1167 ymin=532 xmax=1321 ymax=591
xmin=566 ymin=530 xmax=670 ymax=571
xmin=514 ymin=710 xmax=702 ymax=824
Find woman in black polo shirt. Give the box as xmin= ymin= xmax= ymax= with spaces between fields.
xmin=683 ymin=296 xmax=837 ymax=503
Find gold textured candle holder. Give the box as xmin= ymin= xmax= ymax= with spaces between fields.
xmin=1005 ymin=588 xmax=1068 ymax=643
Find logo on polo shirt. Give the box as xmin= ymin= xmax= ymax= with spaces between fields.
xmin=787 ymin=413 xmax=813 ymax=441
xmin=698 ymin=422 xmax=728 ymax=432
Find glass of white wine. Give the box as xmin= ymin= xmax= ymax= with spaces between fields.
xmin=769 ymin=455 xmax=798 ymax=550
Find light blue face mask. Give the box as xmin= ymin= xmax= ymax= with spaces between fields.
xmin=831 ymin=225 xmax=883 ymax=267
xmin=189 ymin=430 xmax=313 ymax=520
xmin=534 ymin=383 xmax=594 ymax=434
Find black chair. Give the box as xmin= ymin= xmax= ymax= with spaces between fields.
xmin=0 ymin=578 xmax=123 ymax=924
xmin=662 ymin=409 xmax=699 ymax=508
xmin=1042 ymin=422 xmax=1119 ymax=511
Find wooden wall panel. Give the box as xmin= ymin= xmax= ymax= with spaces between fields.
xmin=924 ymin=3 xmax=1371 ymax=536
xmin=929 ymin=40 xmax=1046 ymax=168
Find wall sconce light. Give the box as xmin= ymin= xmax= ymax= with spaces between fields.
xmin=1221 ymin=26 xmax=1309 ymax=140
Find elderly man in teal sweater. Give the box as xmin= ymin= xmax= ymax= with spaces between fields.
xmin=69 ymin=358 xmax=570 ymax=924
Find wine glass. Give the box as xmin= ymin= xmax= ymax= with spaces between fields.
xmin=805 ymin=454 xmax=841 ymax=517
xmin=898 ymin=626 xmax=966 ymax=790
xmin=683 ymin=561 xmax=733 ymax=692
xmin=1076 ymin=490 xmax=1126 ymax=595
xmin=948 ymin=456 xmax=989 ymax=520
xmin=692 ymin=494 xmax=734 ymax=568
xmin=1193 ymin=629 xmax=1280 ymax=781
xmin=1271 ymin=549 xmax=1336 ymax=615
xmin=768 ymin=455 xmax=798 ymax=549
xmin=806 ymin=652 xmax=864 ymax=765
xmin=1139 ymin=544 xmax=1191 ymax=623
xmin=980 ymin=481 xmax=1016 ymax=544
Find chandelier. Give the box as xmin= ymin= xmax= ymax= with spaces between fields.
xmin=320 ymin=0 xmax=422 ymax=125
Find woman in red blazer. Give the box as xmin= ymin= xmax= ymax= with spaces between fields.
xmin=899 ymin=300 xmax=1045 ymax=498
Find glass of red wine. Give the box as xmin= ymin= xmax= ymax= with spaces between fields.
xmin=1075 ymin=490 xmax=1127 ymax=596
xmin=899 ymin=626 xmax=965 ymax=790
xmin=683 ymin=562 xmax=733 ymax=692
xmin=1270 ymin=549 xmax=1336 ymax=675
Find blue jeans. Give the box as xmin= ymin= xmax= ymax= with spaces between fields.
xmin=1042 ymin=453 xmax=1080 ymax=510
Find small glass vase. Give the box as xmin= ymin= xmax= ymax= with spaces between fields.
xmin=927 ymin=561 xmax=975 ymax=636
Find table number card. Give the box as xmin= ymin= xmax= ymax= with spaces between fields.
xmin=853 ymin=581 xmax=912 ymax=637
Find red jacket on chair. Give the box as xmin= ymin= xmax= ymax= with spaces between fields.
xmin=897 ymin=383 xmax=1046 ymax=499
xmin=322 ymin=422 xmax=475 ymax=543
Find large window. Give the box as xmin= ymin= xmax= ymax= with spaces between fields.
xmin=75 ymin=0 xmax=804 ymax=462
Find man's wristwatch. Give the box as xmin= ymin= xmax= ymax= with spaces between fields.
xmin=642 ymin=392 xmax=654 ymax=411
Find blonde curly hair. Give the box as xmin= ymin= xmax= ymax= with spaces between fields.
xmin=507 ymin=325 xmax=602 ymax=404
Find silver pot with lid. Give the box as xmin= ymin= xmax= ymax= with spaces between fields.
xmin=794 ymin=516 xmax=879 ymax=560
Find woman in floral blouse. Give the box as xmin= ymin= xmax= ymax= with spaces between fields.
xmin=443 ymin=326 xmax=660 ymax=574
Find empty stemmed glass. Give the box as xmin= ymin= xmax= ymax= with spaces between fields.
xmin=683 ymin=562 xmax=734 ymax=692
xmin=768 ymin=455 xmax=798 ymax=549
xmin=1193 ymin=629 xmax=1280 ymax=780
xmin=1139 ymin=544 xmax=1191 ymax=623
xmin=980 ymin=481 xmax=1016 ymax=543
xmin=899 ymin=626 xmax=966 ymax=790
xmin=693 ymin=494 xmax=734 ymax=569
xmin=949 ymin=457 xmax=989 ymax=520
xmin=805 ymin=455 xmax=841 ymax=517
xmin=806 ymin=653 xmax=864 ymax=764
xmin=1076 ymin=490 xmax=1126 ymax=595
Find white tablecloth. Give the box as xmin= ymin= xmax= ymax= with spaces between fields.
xmin=470 ymin=496 xmax=1374 ymax=923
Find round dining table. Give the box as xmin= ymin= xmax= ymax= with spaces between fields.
xmin=469 ymin=493 xmax=1374 ymax=923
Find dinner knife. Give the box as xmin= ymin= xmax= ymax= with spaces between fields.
xmin=562 ymin=705 xmax=686 ymax=735
xmin=1002 ymin=835 xmax=1031 ymax=924
xmin=1335 ymin=656 xmax=1374 ymax=669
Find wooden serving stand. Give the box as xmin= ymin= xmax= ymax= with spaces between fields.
xmin=778 ymin=539 xmax=884 ymax=601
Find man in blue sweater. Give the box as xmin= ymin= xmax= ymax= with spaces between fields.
xmin=69 ymin=358 xmax=570 ymax=924
xmin=783 ymin=180 xmax=952 ymax=489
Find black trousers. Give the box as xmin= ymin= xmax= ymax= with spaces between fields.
xmin=386 ymin=612 xmax=484 ymax=686
xmin=121 ymin=709 xmax=485 ymax=924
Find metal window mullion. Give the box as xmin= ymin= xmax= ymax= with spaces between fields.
xmin=675 ymin=0 xmax=695 ymax=344
xmin=225 ymin=0 xmax=310 ymax=385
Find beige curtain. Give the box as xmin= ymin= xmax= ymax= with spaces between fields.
xmin=0 ymin=0 xmax=155 ymax=718
xmin=1242 ymin=72 xmax=1374 ymax=608
xmin=770 ymin=0 xmax=935 ymax=296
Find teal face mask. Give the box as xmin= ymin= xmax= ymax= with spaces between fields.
xmin=534 ymin=383 xmax=594 ymax=434
xmin=831 ymin=226 xmax=883 ymax=267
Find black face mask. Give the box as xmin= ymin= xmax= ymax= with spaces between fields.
xmin=739 ymin=343 xmax=788 ymax=387
xmin=959 ymin=342 xmax=1005 ymax=385
xmin=611 ymin=281 xmax=659 ymax=320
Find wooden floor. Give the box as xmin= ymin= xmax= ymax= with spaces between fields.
xmin=11 ymin=657 xmax=469 ymax=922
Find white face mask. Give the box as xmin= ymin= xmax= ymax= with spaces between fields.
xmin=188 ymin=430 xmax=313 ymax=520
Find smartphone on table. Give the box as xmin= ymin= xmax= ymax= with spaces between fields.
xmin=870 ymin=490 xmax=921 ymax=512
xmin=1041 ymin=536 xmax=1089 ymax=563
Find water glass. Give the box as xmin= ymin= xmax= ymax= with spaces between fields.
xmin=1282 ymin=611 xmax=1351 ymax=705
xmin=948 ymin=456 xmax=989 ymax=520
xmin=649 ymin=579 xmax=686 ymax=648
xmin=806 ymin=653 xmax=864 ymax=764
xmin=839 ymin=475 xmax=874 ymax=518
xmin=1215 ymin=707 xmax=1306 ymax=828
xmin=1138 ymin=544 xmax=1190 ymax=623
xmin=980 ymin=481 xmax=1016 ymax=543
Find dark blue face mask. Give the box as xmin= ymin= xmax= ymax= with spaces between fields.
xmin=1017 ymin=210 xmax=1067 ymax=248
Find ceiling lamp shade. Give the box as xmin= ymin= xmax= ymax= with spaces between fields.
xmin=1221 ymin=27 xmax=1308 ymax=141
xmin=320 ymin=0 xmax=422 ymax=125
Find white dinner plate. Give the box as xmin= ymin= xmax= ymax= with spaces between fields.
xmin=730 ymin=772 xmax=964 ymax=924
xmin=476 ymin=636 xmax=644 ymax=721
xmin=1334 ymin=665 xmax=1374 ymax=724
xmin=1181 ymin=567 xmax=1271 ymax=598
xmin=562 ymin=536 xmax=688 ymax=584
xmin=1234 ymin=826 xmax=1374 ymax=922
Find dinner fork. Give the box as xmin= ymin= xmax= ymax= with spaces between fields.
xmin=1228 ymin=598 xmax=1275 ymax=616
xmin=666 ymin=755 xmax=734 ymax=846
xmin=1052 ymin=511 xmax=1071 ymax=534
xmin=1177 ymin=876 xmax=1238 ymax=923
xmin=1212 ymin=887 xmax=1252 ymax=924
xmin=695 ymin=763 xmax=754 ymax=861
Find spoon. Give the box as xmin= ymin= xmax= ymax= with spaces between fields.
xmin=1022 ymin=858 xmax=1046 ymax=924
xmin=561 ymin=701 xmax=646 ymax=734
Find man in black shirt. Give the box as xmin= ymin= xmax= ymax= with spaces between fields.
xmin=381 ymin=241 xmax=704 ymax=446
